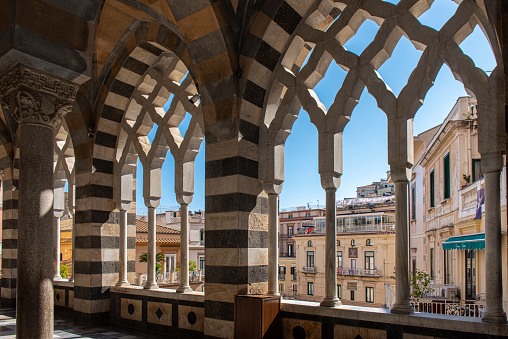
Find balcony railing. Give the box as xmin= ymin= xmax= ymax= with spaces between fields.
xmin=458 ymin=179 xmax=483 ymax=219
xmin=279 ymin=252 xmax=296 ymax=258
xmin=278 ymin=274 xmax=285 ymax=281
xmin=302 ymin=266 xmax=317 ymax=273
xmin=291 ymin=274 xmax=297 ymax=281
xmin=337 ymin=224 xmax=394 ymax=233
xmin=337 ymin=268 xmax=380 ymax=276
xmin=280 ymin=234 xmax=294 ymax=239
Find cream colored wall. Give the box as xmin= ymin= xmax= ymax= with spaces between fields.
xmin=279 ymin=256 xmax=297 ymax=296
xmin=294 ymin=233 xmax=395 ymax=307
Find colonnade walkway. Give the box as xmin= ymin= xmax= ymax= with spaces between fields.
xmin=0 ymin=309 xmax=171 ymax=339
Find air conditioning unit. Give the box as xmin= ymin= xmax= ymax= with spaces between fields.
xmin=441 ymin=287 xmax=457 ymax=299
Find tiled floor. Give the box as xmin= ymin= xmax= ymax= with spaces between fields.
xmin=0 ymin=309 xmax=171 ymax=338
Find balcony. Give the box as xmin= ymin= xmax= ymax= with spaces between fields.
xmin=337 ymin=224 xmax=394 ymax=233
xmin=302 ymin=266 xmax=317 ymax=273
xmin=279 ymin=252 xmax=296 ymax=258
xmin=280 ymin=233 xmax=294 ymax=239
xmin=278 ymin=274 xmax=285 ymax=281
xmin=337 ymin=268 xmax=380 ymax=277
xmin=458 ymin=179 xmax=483 ymax=219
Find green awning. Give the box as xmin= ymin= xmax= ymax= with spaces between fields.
xmin=442 ymin=233 xmax=485 ymax=250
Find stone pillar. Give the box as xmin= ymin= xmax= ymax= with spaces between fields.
xmin=143 ymin=166 xmax=161 ymax=290
xmin=267 ymin=194 xmax=279 ymax=295
xmin=0 ymin=64 xmax=77 ymax=338
xmin=482 ymin=152 xmax=507 ymax=323
xmin=320 ymin=187 xmax=341 ymax=307
xmin=114 ymin=172 xmax=132 ymax=287
xmin=145 ymin=206 xmax=159 ymax=289
xmin=264 ymin=182 xmax=282 ymax=296
xmin=53 ymin=186 xmax=65 ymax=281
xmin=177 ymin=203 xmax=193 ymax=292
xmin=53 ymin=216 xmax=63 ymax=280
xmin=318 ymin=132 xmax=342 ymax=308
xmin=390 ymin=179 xmax=413 ymax=314
xmin=68 ymin=177 xmax=75 ymax=282
xmin=116 ymin=207 xmax=130 ymax=287
xmin=388 ymin=115 xmax=414 ymax=315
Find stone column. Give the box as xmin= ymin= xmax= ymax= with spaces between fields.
xmin=264 ymin=182 xmax=282 ymax=296
xmin=143 ymin=167 xmax=161 ymax=290
xmin=116 ymin=206 xmax=130 ymax=286
xmin=53 ymin=216 xmax=63 ymax=280
xmin=145 ymin=206 xmax=159 ymax=289
xmin=482 ymin=152 xmax=507 ymax=323
xmin=267 ymin=193 xmax=279 ymax=295
xmin=0 ymin=64 xmax=77 ymax=338
xmin=68 ymin=177 xmax=75 ymax=282
xmin=390 ymin=179 xmax=413 ymax=314
xmin=177 ymin=203 xmax=192 ymax=292
xmin=320 ymin=187 xmax=341 ymax=307
xmin=53 ymin=186 xmax=65 ymax=281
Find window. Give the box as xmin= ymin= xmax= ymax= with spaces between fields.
xmin=199 ymin=256 xmax=205 ymax=273
xmin=350 ymin=290 xmax=355 ymax=301
xmin=444 ymin=153 xmax=450 ymax=199
xmin=307 ymin=282 xmax=314 ymax=296
xmin=366 ymin=287 xmax=374 ymax=303
xmin=289 ymin=215 xmax=293 ymax=219
xmin=444 ymin=250 xmax=450 ymax=284
xmin=307 ymin=251 xmax=314 ymax=267
xmin=306 ymin=213 xmax=311 ymax=217
xmin=292 ymin=284 xmax=297 ymax=294
xmin=365 ymin=251 xmax=374 ymax=270
xmin=337 ymin=251 xmax=343 ymax=269
xmin=351 ymin=259 xmax=356 ymax=269
xmin=199 ymin=229 xmax=204 ymax=243
xmin=291 ymin=266 xmax=297 ymax=281
xmin=430 ymin=248 xmax=435 ymax=278
xmin=307 ymin=240 xmax=313 ymax=247
xmin=337 ymin=284 xmax=342 ymax=299
xmin=287 ymin=244 xmax=293 ymax=257
xmin=279 ymin=283 xmax=284 ymax=292
xmin=351 ymin=239 xmax=356 ymax=246
xmin=472 ymin=159 xmax=482 ymax=182
xmin=337 ymin=240 xmax=341 ymax=246
xmin=366 ymin=239 xmax=372 ymax=246
xmin=411 ymin=184 xmax=416 ymax=220
xmin=278 ymin=266 xmax=286 ymax=280
xmin=430 ymin=170 xmax=435 ymax=207
xmin=288 ymin=226 xmax=293 ymax=237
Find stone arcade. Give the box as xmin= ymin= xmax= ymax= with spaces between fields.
xmin=0 ymin=0 xmax=507 ymax=338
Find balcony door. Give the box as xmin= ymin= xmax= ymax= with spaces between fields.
xmin=465 ymin=249 xmax=476 ymax=300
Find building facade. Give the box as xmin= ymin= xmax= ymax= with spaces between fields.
xmin=413 ymin=97 xmax=508 ymax=303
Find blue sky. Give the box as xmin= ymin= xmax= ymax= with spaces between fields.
xmin=135 ymin=0 xmax=497 ymax=214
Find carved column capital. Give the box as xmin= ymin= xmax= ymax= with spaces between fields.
xmin=0 ymin=64 xmax=78 ymax=129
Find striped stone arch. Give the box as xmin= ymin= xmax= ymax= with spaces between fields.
xmin=250 ymin=0 xmax=504 ymax=185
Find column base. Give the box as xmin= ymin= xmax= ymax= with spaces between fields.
xmin=144 ymin=282 xmax=159 ymax=290
xmin=267 ymin=292 xmax=280 ymax=296
xmin=176 ymin=285 xmax=193 ymax=293
xmin=115 ymin=281 xmax=130 ymax=287
xmin=320 ymin=297 xmax=341 ymax=307
xmin=390 ymin=302 xmax=414 ymax=315
xmin=53 ymin=276 xmax=64 ymax=281
xmin=482 ymin=310 xmax=507 ymax=324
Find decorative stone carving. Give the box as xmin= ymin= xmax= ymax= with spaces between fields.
xmin=0 ymin=64 xmax=77 ymax=129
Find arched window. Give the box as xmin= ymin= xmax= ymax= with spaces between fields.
xmin=351 ymin=239 xmax=356 ymax=247
xmin=366 ymin=239 xmax=372 ymax=246
xmin=307 ymin=240 xmax=313 ymax=247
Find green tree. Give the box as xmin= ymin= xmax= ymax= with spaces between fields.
xmin=410 ymin=269 xmax=434 ymax=299
xmin=60 ymin=264 xmax=69 ymax=278
xmin=391 ymin=268 xmax=434 ymax=299
xmin=139 ymin=252 xmax=166 ymax=279
xmin=189 ymin=260 xmax=197 ymax=273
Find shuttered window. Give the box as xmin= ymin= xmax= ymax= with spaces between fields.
xmin=430 ymin=170 xmax=435 ymax=207
xmin=444 ymin=153 xmax=450 ymax=199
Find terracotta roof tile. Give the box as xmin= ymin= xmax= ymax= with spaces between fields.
xmin=136 ymin=219 xmax=180 ymax=234
xmin=135 ymin=238 xmax=180 ymax=245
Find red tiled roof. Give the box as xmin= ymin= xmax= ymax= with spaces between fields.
xmin=136 ymin=219 xmax=179 ymax=234
xmin=135 ymin=238 xmax=180 ymax=245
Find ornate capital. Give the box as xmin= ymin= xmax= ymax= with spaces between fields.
xmin=0 ymin=64 xmax=78 ymax=129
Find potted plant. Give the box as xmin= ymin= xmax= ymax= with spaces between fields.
xmin=462 ymin=174 xmax=471 ymax=188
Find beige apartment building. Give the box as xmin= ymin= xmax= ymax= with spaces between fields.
xmin=285 ymin=200 xmax=396 ymax=308
xmin=413 ymin=97 xmax=508 ymax=302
